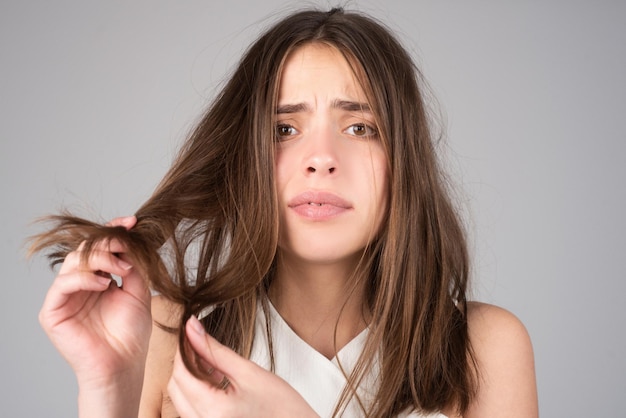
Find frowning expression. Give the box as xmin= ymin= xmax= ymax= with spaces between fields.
xmin=274 ymin=43 xmax=388 ymax=267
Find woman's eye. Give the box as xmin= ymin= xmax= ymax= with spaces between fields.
xmin=345 ymin=123 xmax=377 ymax=138
xmin=275 ymin=124 xmax=298 ymax=140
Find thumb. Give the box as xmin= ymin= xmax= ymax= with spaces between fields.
xmin=106 ymin=215 xmax=137 ymax=230
xmin=185 ymin=315 xmax=243 ymax=385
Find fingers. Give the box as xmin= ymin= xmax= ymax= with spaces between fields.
xmin=59 ymin=244 xmax=133 ymax=276
xmin=40 ymin=269 xmax=110 ymax=315
xmin=170 ymin=316 xmax=240 ymax=394
xmin=43 ymin=246 xmax=131 ymax=309
xmin=42 ymin=239 xmax=145 ymax=319
xmin=185 ymin=316 xmax=240 ymax=378
xmin=65 ymin=241 xmax=150 ymax=304
xmin=166 ymin=374 xmax=197 ymax=417
xmin=168 ymin=344 xmax=231 ymax=418
xmin=169 ymin=317 xmax=317 ymax=418
xmin=167 ymin=330 xmax=236 ymax=417
xmin=184 ymin=315 xmax=247 ymax=393
xmin=169 ymin=351 xmax=208 ymax=410
xmin=58 ymin=229 xmax=150 ymax=304
xmin=94 ymin=237 xmax=129 ymax=255
xmin=106 ymin=215 xmax=137 ymax=230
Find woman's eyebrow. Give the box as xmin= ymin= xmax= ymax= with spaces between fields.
xmin=332 ymin=100 xmax=371 ymax=113
xmin=275 ymin=100 xmax=371 ymax=114
xmin=276 ymin=103 xmax=309 ymax=114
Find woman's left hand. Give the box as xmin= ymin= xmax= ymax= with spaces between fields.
xmin=167 ymin=316 xmax=319 ymax=418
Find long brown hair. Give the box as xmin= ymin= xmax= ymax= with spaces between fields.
xmin=31 ymin=8 xmax=476 ymax=417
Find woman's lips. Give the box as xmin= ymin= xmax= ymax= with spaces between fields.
xmin=288 ymin=191 xmax=352 ymax=221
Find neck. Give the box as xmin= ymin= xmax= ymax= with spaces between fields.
xmin=269 ymin=253 xmax=370 ymax=359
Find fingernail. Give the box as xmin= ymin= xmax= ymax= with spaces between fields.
xmin=97 ymin=276 xmax=112 ymax=286
xmin=189 ymin=315 xmax=206 ymax=335
xmin=117 ymin=259 xmax=133 ymax=270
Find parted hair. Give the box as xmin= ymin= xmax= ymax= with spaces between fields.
xmin=31 ymin=8 xmax=476 ymax=417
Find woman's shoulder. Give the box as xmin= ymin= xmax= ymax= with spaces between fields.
xmin=459 ymin=302 xmax=538 ymax=418
xmin=466 ymin=301 xmax=531 ymax=341
xmin=138 ymin=295 xmax=182 ymax=417
xmin=465 ymin=302 xmax=535 ymax=369
xmin=151 ymin=294 xmax=183 ymax=327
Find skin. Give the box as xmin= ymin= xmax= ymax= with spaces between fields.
xmin=38 ymin=216 xmax=152 ymax=417
xmin=39 ymin=43 xmax=538 ymax=417
xmin=140 ymin=299 xmax=539 ymax=418
xmin=271 ymin=43 xmax=388 ymax=359
xmin=459 ymin=304 xmax=538 ymax=418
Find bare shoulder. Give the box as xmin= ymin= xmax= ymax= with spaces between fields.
xmin=151 ymin=294 xmax=183 ymax=328
xmin=466 ymin=302 xmax=531 ymax=345
xmin=138 ymin=295 xmax=182 ymax=418
xmin=462 ymin=302 xmax=538 ymax=418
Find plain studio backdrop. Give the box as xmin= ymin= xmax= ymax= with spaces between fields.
xmin=1 ymin=1 xmax=624 ymax=416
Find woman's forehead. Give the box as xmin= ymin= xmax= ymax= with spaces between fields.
xmin=277 ymin=43 xmax=372 ymax=107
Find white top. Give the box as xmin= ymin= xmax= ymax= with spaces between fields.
xmin=249 ymin=302 xmax=448 ymax=418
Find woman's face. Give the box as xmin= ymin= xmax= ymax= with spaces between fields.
xmin=274 ymin=43 xmax=388 ymax=268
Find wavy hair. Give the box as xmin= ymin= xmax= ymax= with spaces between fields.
xmin=31 ymin=8 xmax=476 ymax=417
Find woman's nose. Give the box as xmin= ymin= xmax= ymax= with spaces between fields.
xmin=304 ymin=126 xmax=338 ymax=175
xmin=307 ymin=162 xmax=336 ymax=174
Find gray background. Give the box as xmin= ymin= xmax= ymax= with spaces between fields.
xmin=2 ymin=1 xmax=624 ymax=416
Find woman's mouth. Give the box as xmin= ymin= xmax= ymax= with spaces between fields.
xmin=288 ymin=191 xmax=352 ymax=220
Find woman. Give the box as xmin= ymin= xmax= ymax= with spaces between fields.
xmin=33 ymin=8 xmax=537 ymax=417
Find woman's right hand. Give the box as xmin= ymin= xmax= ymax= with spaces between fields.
xmin=38 ymin=216 xmax=152 ymax=414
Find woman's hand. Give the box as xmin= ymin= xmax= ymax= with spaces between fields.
xmin=167 ymin=316 xmax=319 ymax=418
xmin=38 ymin=216 xmax=152 ymax=416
